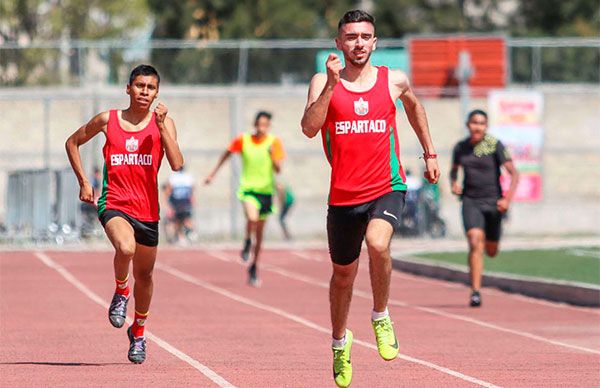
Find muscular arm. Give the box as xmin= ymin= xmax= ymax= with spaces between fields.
xmin=301 ymin=53 xmax=342 ymax=138
xmin=391 ymin=70 xmax=440 ymax=183
xmin=158 ymin=116 xmax=184 ymax=171
xmin=301 ymin=73 xmax=333 ymax=138
xmin=65 ymin=111 xmax=109 ymax=203
xmin=154 ymin=103 xmax=184 ymax=171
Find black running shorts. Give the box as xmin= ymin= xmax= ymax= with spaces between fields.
xmin=241 ymin=191 xmax=273 ymax=219
xmin=461 ymin=196 xmax=503 ymax=242
xmin=99 ymin=209 xmax=159 ymax=247
xmin=327 ymin=191 xmax=406 ymax=266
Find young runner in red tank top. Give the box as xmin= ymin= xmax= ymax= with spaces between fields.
xmin=98 ymin=109 xmax=164 ymax=221
xmin=65 ymin=64 xmax=184 ymax=364
xmin=301 ymin=10 xmax=440 ymax=388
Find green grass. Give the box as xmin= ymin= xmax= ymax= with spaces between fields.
xmin=416 ymin=247 xmax=600 ymax=285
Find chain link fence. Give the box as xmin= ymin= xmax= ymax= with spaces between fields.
xmin=0 ymin=84 xmax=598 ymax=244
xmin=0 ymin=37 xmax=598 ymax=243
xmin=1 ymin=38 xmax=599 ymax=86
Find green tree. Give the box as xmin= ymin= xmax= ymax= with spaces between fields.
xmin=148 ymin=0 xmax=355 ymax=40
xmin=511 ymin=0 xmax=599 ymax=37
xmin=0 ymin=0 xmax=149 ymax=85
xmin=147 ymin=0 xmax=356 ymax=83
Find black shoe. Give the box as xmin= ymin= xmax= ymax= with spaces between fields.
xmin=108 ymin=293 xmax=129 ymax=328
xmin=470 ymin=290 xmax=482 ymax=307
xmin=127 ymin=326 xmax=147 ymax=364
xmin=240 ymin=238 xmax=251 ymax=262
xmin=248 ymin=263 xmax=260 ymax=287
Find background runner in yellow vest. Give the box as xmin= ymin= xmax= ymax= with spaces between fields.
xmin=205 ymin=111 xmax=285 ymax=286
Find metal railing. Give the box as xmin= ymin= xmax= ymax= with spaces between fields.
xmin=4 ymin=168 xmax=83 ymax=243
xmin=1 ymin=37 xmax=598 ymax=86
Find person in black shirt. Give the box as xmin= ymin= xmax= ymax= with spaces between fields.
xmin=450 ymin=109 xmax=519 ymax=307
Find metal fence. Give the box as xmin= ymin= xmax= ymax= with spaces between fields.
xmin=1 ymin=38 xmax=599 ymax=86
xmin=4 ymin=168 xmax=81 ymax=243
xmin=0 ymin=37 xmax=598 ymax=243
xmin=0 ymin=85 xmax=598 ymax=243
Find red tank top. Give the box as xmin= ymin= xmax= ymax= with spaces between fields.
xmin=321 ymin=66 xmax=407 ymax=206
xmin=98 ymin=110 xmax=164 ymax=221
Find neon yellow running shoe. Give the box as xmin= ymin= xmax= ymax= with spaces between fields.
xmin=372 ymin=316 xmax=399 ymax=361
xmin=332 ymin=329 xmax=353 ymax=388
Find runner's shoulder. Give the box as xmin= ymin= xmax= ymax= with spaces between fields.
xmin=484 ymin=133 xmax=499 ymax=142
xmin=310 ymin=72 xmax=328 ymax=87
xmin=483 ymin=134 xmax=501 ymax=149
xmin=388 ymin=69 xmax=409 ymax=84
xmin=88 ymin=110 xmax=111 ymax=131
xmin=455 ymin=136 xmax=470 ymax=148
xmin=95 ymin=110 xmax=111 ymax=123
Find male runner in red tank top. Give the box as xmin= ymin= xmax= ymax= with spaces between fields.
xmin=301 ymin=10 xmax=440 ymax=387
xmin=65 ymin=65 xmax=184 ymax=364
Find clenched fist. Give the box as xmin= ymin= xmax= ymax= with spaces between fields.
xmin=424 ymin=158 xmax=441 ymax=184
xmin=326 ymin=53 xmax=342 ymax=87
xmin=154 ymin=102 xmax=168 ymax=126
xmin=79 ymin=181 xmax=94 ymax=204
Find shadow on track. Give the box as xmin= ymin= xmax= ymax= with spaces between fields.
xmin=1 ymin=361 xmax=127 ymax=367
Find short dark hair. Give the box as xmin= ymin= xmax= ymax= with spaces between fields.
xmin=129 ymin=64 xmax=160 ymax=86
xmin=255 ymin=110 xmax=272 ymax=124
xmin=338 ymin=9 xmax=375 ymax=31
xmin=467 ymin=109 xmax=488 ymax=121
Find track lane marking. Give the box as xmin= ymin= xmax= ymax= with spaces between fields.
xmin=211 ymin=250 xmax=600 ymax=355
xmin=290 ymin=250 xmax=600 ymax=316
xmin=34 ymin=251 xmax=236 ymax=388
xmin=156 ymin=258 xmax=500 ymax=388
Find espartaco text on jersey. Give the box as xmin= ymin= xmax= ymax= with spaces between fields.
xmin=335 ymin=119 xmax=387 ymax=135
xmin=110 ymin=154 xmax=153 ymax=166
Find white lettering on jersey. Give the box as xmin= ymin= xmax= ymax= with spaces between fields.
xmin=335 ymin=120 xmax=387 ymax=135
xmin=110 ymin=154 xmax=153 ymax=166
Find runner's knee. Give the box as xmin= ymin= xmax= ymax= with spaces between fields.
xmin=331 ymin=264 xmax=357 ymax=288
xmin=115 ymin=240 xmax=136 ymax=259
xmin=133 ymin=267 xmax=153 ymax=285
xmin=467 ymin=229 xmax=484 ymax=249
xmin=365 ymin=236 xmax=389 ymax=258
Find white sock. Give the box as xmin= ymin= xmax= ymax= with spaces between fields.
xmin=332 ymin=331 xmax=347 ymax=349
xmin=371 ymin=307 xmax=389 ymax=321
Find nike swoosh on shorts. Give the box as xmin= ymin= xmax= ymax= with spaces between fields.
xmin=383 ymin=210 xmax=398 ymax=220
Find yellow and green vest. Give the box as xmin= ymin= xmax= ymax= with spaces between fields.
xmin=239 ymin=133 xmax=276 ymax=195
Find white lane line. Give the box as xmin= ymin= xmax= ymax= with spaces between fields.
xmin=289 ymin=250 xmax=323 ymax=262
xmin=157 ymin=260 xmax=500 ymax=388
xmin=34 ymin=251 xmax=235 ymax=388
xmin=292 ymin=249 xmax=600 ymax=315
xmin=212 ymin=250 xmax=600 ymax=356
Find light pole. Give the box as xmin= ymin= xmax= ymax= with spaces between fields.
xmin=455 ymin=50 xmax=474 ymax=129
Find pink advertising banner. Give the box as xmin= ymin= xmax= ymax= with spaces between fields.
xmin=489 ymin=90 xmax=544 ymax=202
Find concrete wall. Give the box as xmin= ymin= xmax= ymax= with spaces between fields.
xmin=0 ymin=85 xmax=598 ymax=239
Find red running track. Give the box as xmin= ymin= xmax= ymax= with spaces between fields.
xmin=1 ymin=247 xmax=599 ymax=387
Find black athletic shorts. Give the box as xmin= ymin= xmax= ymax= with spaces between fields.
xmin=173 ymin=210 xmax=191 ymax=222
xmin=327 ymin=191 xmax=406 ymax=266
xmin=241 ymin=191 xmax=273 ymax=219
xmin=170 ymin=200 xmax=193 ymax=222
xmin=99 ymin=209 xmax=159 ymax=247
xmin=462 ymin=196 xmax=503 ymax=242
